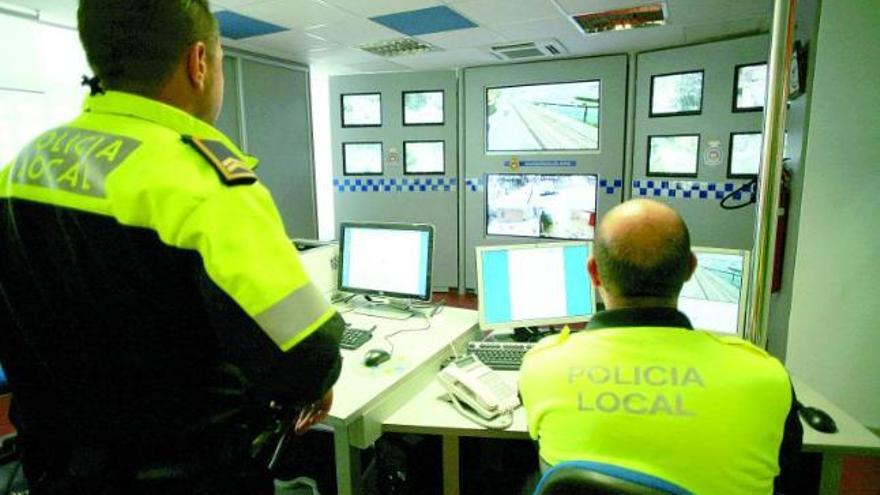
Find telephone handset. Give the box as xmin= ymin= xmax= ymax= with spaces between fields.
xmin=438 ymin=355 xmax=520 ymax=427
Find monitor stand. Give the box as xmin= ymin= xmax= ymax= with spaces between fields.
xmin=354 ymin=299 xmax=415 ymax=320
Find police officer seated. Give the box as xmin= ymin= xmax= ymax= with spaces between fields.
xmin=0 ymin=1 xmax=343 ymax=493
xmin=519 ymin=199 xmax=802 ymax=495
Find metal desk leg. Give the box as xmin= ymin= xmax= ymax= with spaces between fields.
xmin=442 ymin=435 xmax=460 ymax=495
xmin=818 ymin=452 xmax=843 ymax=495
xmin=332 ymin=422 xmax=363 ymax=495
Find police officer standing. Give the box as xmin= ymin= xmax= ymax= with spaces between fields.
xmin=519 ymin=199 xmax=802 ymax=494
xmin=0 ymin=1 xmax=343 ymax=493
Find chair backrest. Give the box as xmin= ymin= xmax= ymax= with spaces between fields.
xmin=533 ymin=461 xmax=693 ymax=495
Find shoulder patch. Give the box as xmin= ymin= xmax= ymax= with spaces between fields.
xmin=183 ymin=135 xmax=257 ymax=186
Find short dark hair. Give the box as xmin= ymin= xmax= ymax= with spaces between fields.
xmin=594 ymin=217 xmax=692 ymax=299
xmin=78 ymin=0 xmax=219 ymax=95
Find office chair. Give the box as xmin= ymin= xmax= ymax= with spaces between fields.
xmin=532 ymin=461 xmax=693 ymax=495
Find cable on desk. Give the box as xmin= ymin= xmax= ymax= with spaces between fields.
xmin=381 ymin=312 xmax=432 ymax=355
xmin=445 ymin=393 xmax=513 ymax=430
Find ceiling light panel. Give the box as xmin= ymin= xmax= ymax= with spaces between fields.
xmin=572 ymin=3 xmax=666 ymax=34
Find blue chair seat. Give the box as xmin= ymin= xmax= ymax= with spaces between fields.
xmin=533 ymin=460 xmax=693 ymax=495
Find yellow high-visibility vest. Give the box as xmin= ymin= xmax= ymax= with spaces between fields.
xmin=519 ymin=325 xmax=792 ymax=495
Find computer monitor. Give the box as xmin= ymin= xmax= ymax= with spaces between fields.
xmin=486 ymin=173 xmax=598 ymax=240
xmin=338 ymin=222 xmax=434 ymax=302
xmin=679 ymin=247 xmax=751 ymax=335
xmin=476 ymin=242 xmax=596 ymax=331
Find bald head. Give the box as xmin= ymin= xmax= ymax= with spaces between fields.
xmin=591 ymin=199 xmax=695 ymax=306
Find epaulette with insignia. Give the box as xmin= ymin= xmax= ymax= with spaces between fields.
xmin=183 ymin=135 xmax=257 ymax=186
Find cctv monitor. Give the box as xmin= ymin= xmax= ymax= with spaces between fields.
xmin=486 ymin=173 xmax=598 ymax=240
xmin=679 ymin=247 xmax=751 ymax=335
xmin=476 ymin=242 xmax=596 ymax=331
xmin=486 ymin=80 xmax=600 ymax=152
xmin=338 ymin=222 xmax=434 ymax=303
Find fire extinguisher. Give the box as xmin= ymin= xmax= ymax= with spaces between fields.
xmin=771 ymin=166 xmax=792 ymax=292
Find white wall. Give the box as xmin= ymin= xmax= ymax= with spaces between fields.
xmin=785 ymin=0 xmax=880 ymax=428
xmin=310 ymin=70 xmax=335 ymax=241
xmin=0 ymin=14 xmax=89 ymax=165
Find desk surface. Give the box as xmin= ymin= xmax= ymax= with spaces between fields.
xmin=384 ymin=371 xmax=880 ymax=456
xmin=330 ymin=306 xmax=479 ymax=424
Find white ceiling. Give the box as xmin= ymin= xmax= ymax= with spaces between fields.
xmin=3 ymin=0 xmax=772 ymax=74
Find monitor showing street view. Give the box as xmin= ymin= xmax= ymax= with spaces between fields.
xmin=679 ymin=248 xmax=750 ymax=335
xmin=341 ymin=93 xmax=381 ymax=127
xmin=648 ymin=135 xmax=700 ymax=176
xmin=486 ymin=80 xmax=600 ymax=152
xmin=403 ymin=90 xmax=444 ymax=125
xmin=729 ymin=132 xmax=763 ymax=177
xmin=404 ymin=141 xmax=445 ymax=174
xmin=486 ymin=173 xmax=598 ymax=240
xmin=735 ymin=63 xmax=767 ymax=111
xmin=343 ymin=142 xmax=383 ymax=175
xmin=650 ymin=71 xmax=704 ymax=116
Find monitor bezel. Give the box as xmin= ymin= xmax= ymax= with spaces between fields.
xmin=732 ymin=62 xmax=768 ymax=113
xmin=475 ymin=241 xmax=597 ymax=331
xmin=680 ymin=246 xmax=751 ymax=336
xmin=484 ymin=172 xmax=600 ymax=241
xmin=648 ymin=69 xmax=705 ymax=118
xmin=337 ymin=221 xmax=435 ymax=302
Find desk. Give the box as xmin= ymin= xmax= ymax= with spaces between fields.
xmin=384 ymin=373 xmax=880 ymax=495
xmin=326 ymin=306 xmax=479 ymax=495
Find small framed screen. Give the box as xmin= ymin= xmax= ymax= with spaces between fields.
xmin=343 ymin=142 xmax=383 ymax=175
xmin=341 ymin=93 xmax=382 ymax=127
xmin=486 ymin=173 xmax=598 ymax=240
xmin=486 ymin=80 xmax=600 ymax=152
xmin=649 ymin=70 xmax=704 ymax=117
xmin=403 ymin=90 xmax=444 ymax=125
xmin=647 ymin=134 xmax=700 ymax=177
xmin=728 ymin=132 xmax=763 ymax=178
xmin=679 ymin=247 xmax=750 ymax=335
xmin=404 ymin=140 xmax=445 ymax=174
xmin=734 ymin=63 xmax=767 ymax=112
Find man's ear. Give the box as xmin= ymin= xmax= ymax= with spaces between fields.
xmin=186 ymin=41 xmax=209 ymax=90
xmin=685 ymin=251 xmax=698 ymax=281
xmin=588 ymin=256 xmax=602 ymax=288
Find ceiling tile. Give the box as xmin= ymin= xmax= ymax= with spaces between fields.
xmin=370 ymin=5 xmax=477 ymax=36
xmin=392 ymin=47 xmax=497 ymax=70
xmin=452 ymin=0 xmax=564 ymax=27
xmin=233 ymin=0 xmax=356 ymax=30
xmin=417 ymin=27 xmax=504 ymax=50
xmin=344 ymin=60 xmax=412 ymax=73
xmin=306 ymin=18 xmax=403 ymax=46
xmin=668 ymin=0 xmax=772 ymax=26
xmin=322 ymin=0 xmax=443 ymax=17
xmin=244 ymin=29 xmax=338 ymax=53
xmin=496 ymin=18 xmax=581 ymax=44
xmin=683 ymin=17 xmax=766 ymax=43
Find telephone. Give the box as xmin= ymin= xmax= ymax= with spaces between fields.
xmin=438 ymin=355 xmax=520 ymax=429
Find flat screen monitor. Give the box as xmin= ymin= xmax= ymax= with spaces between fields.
xmin=486 ymin=80 xmax=600 ymax=152
xmin=404 ymin=140 xmax=445 ymax=174
xmin=650 ymin=70 xmax=704 ymax=116
xmin=647 ymin=134 xmax=700 ymax=177
xmin=343 ymin=142 xmax=383 ymax=175
xmin=403 ymin=90 xmax=444 ymax=125
xmin=678 ymin=247 xmax=751 ymax=335
xmin=338 ymin=222 xmax=434 ymax=301
xmin=486 ymin=173 xmax=598 ymax=240
xmin=734 ymin=63 xmax=767 ymax=111
xmin=729 ymin=132 xmax=763 ymax=177
xmin=341 ymin=93 xmax=382 ymax=127
xmin=476 ymin=242 xmax=596 ymax=330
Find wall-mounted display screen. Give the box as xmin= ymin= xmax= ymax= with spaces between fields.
xmin=679 ymin=247 xmax=750 ymax=335
xmin=343 ymin=142 xmax=383 ymax=175
xmin=486 ymin=173 xmax=598 ymax=240
xmin=486 ymin=80 xmax=600 ymax=152
xmin=403 ymin=90 xmax=444 ymax=125
xmin=650 ymin=71 xmax=704 ymax=116
xmin=729 ymin=132 xmax=763 ymax=177
xmin=647 ymin=135 xmax=700 ymax=177
xmin=404 ymin=140 xmax=445 ymax=174
xmin=734 ymin=63 xmax=767 ymax=111
xmin=341 ymin=93 xmax=381 ymax=127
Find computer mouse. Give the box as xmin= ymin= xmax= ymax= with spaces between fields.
xmin=363 ymin=349 xmax=391 ymax=368
xmin=799 ymin=406 xmax=838 ymax=434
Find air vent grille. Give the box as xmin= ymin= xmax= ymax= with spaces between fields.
xmin=489 ymin=39 xmax=568 ymax=60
